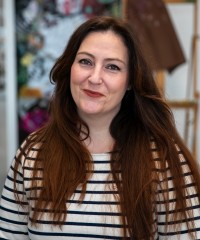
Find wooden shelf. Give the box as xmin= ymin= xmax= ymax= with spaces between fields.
xmin=167 ymin=100 xmax=198 ymax=109
xmin=164 ymin=0 xmax=188 ymax=3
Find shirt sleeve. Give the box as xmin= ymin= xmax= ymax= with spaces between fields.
xmin=0 ymin=148 xmax=29 ymax=240
xmin=155 ymin=149 xmax=200 ymax=239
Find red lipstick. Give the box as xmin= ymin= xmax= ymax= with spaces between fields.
xmin=83 ymin=89 xmax=104 ymax=98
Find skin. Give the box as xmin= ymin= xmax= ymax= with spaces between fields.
xmin=70 ymin=30 xmax=129 ymax=153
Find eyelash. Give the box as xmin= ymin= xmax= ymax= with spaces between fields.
xmin=106 ymin=64 xmax=120 ymax=71
xmin=78 ymin=59 xmax=120 ymax=71
xmin=79 ymin=59 xmax=92 ymax=65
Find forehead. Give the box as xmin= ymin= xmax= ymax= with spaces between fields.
xmin=78 ymin=30 xmax=128 ymax=58
xmin=81 ymin=30 xmax=125 ymax=46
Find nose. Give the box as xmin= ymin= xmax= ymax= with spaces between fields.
xmin=88 ymin=66 xmax=103 ymax=85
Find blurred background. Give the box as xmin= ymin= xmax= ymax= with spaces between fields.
xmin=0 ymin=0 xmax=200 ymax=192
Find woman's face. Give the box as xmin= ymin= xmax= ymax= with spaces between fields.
xmin=70 ymin=30 xmax=129 ymax=120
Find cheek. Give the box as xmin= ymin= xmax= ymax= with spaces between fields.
xmin=70 ymin=66 xmax=78 ymax=98
xmin=111 ymin=78 xmax=128 ymax=101
xmin=70 ymin=65 xmax=85 ymax=104
xmin=70 ymin=64 xmax=79 ymax=84
xmin=110 ymin=77 xmax=128 ymax=94
xmin=70 ymin=64 xmax=88 ymax=86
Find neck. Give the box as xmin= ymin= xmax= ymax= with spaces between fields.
xmin=80 ymin=114 xmax=115 ymax=154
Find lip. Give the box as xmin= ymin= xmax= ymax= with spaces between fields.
xmin=83 ymin=89 xmax=104 ymax=98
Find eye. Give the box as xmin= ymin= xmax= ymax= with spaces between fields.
xmin=79 ymin=58 xmax=92 ymax=66
xmin=106 ymin=64 xmax=120 ymax=71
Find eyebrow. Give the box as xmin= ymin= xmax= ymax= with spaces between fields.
xmin=76 ymin=51 xmax=127 ymax=65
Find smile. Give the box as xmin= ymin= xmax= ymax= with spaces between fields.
xmin=83 ymin=89 xmax=104 ymax=98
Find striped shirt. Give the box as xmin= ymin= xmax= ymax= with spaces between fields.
xmin=0 ymin=142 xmax=200 ymax=239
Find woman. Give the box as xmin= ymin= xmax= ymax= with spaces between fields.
xmin=1 ymin=16 xmax=200 ymax=240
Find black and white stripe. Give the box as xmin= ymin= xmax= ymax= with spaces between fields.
xmin=0 ymin=142 xmax=200 ymax=239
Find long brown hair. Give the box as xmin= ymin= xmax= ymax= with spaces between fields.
xmin=14 ymin=16 xmax=200 ymax=239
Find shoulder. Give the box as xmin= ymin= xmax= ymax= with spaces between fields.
xmin=150 ymin=139 xmax=194 ymax=181
xmin=16 ymin=132 xmax=42 ymax=167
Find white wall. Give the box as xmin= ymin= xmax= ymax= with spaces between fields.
xmin=166 ymin=2 xmax=200 ymax=161
xmin=0 ymin=0 xmax=17 ymax=192
xmin=4 ymin=0 xmax=17 ymax=167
